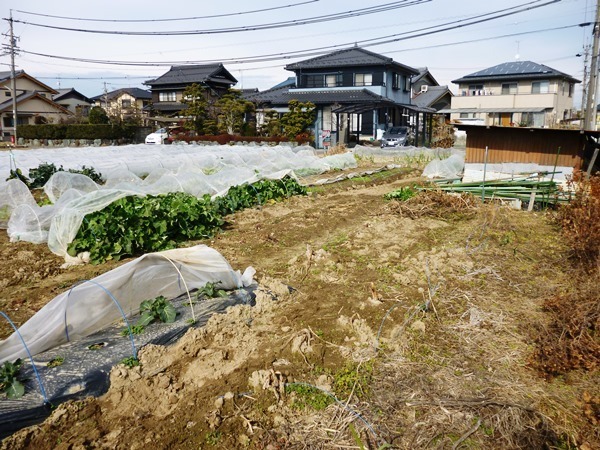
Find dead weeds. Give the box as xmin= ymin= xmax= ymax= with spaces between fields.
xmin=385 ymin=190 xmax=481 ymax=221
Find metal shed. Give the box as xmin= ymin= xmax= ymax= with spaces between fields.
xmin=453 ymin=125 xmax=600 ymax=172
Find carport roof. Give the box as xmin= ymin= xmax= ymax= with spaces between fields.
xmin=438 ymin=107 xmax=547 ymax=114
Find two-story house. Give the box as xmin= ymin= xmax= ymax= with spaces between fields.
xmin=445 ymin=61 xmax=579 ymax=128
xmin=91 ymin=87 xmax=151 ymax=125
xmin=247 ymin=47 xmax=434 ymax=148
xmin=411 ymin=68 xmax=453 ymax=113
xmin=0 ymin=70 xmax=72 ymax=141
xmin=144 ymin=64 xmax=237 ymax=122
xmin=53 ymin=88 xmax=93 ymax=118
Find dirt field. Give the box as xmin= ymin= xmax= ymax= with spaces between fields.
xmin=0 ymin=161 xmax=598 ymax=449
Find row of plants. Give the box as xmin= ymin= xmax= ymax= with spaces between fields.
xmin=17 ymin=124 xmax=137 ymax=140
xmin=1 ymin=291 xmax=214 ymax=397
xmin=67 ymin=176 xmax=307 ymax=264
xmin=7 ymin=162 xmax=104 ymax=188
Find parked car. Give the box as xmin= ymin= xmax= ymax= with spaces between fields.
xmin=381 ymin=126 xmax=412 ymax=148
xmin=145 ymin=128 xmax=170 ymax=145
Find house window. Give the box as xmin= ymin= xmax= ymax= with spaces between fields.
xmin=325 ymin=74 xmax=342 ymax=87
xmin=354 ymin=73 xmax=373 ymax=87
xmin=568 ymin=82 xmax=573 ymax=97
xmin=501 ymin=83 xmax=517 ymax=95
xmin=404 ymin=76 xmax=410 ymax=92
xmin=4 ymin=91 xmax=10 ymax=97
xmin=305 ymin=75 xmax=324 ymax=88
xmin=122 ymin=99 xmax=131 ymax=108
xmin=159 ymin=91 xmax=177 ymax=102
xmin=531 ymin=80 xmax=549 ymax=94
xmin=522 ymin=111 xmax=545 ymax=127
xmin=392 ymin=73 xmax=400 ymax=90
xmin=469 ymin=84 xmax=484 ymax=96
xmin=2 ymin=115 xmax=26 ymax=127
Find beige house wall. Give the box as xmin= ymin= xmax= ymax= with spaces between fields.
xmin=1 ymin=78 xmax=54 ymax=96
xmin=450 ymin=78 xmax=575 ymax=127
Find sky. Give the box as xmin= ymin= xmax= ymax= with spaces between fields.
xmin=0 ymin=0 xmax=595 ymax=107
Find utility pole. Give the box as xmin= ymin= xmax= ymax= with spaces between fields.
xmin=103 ymin=82 xmax=109 ymax=114
xmin=8 ymin=10 xmax=18 ymax=145
xmin=584 ymin=0 xmax=600 ymax=130
xmin=580 ymin=44 xmax=591 ymax=120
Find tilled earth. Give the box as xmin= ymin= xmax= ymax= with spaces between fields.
xmin=0 ymin=164 xmax=598 ymax=449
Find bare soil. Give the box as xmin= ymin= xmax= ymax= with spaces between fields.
xmin=1 ymin=162 xmax=598 ymax=449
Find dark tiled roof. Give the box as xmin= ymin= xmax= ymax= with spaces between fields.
xmin=53 ymin=88 xmax=92 ymax=103
xmin=0 ymin=70 xmax=24 ymax=83
xmin=145 ymin=64 xmax=237 ymax=86
xmin=270 ymin=77 xmax=297 ymax=89
xmin=247 ymin=86 xmax=397 ymax=107
xmin=285 ymin=47 xmax=419 ymax=75
xmin=452 ymin=61 xmax=580 ymax=84
xmin=412 ymin=86 xmax=451 ymax=108
xmin=90 ymin=87 xmax=151 ymax=101
xmin=148 ymin=102 xmax=185 ymax=112
xmin=412 ymin=68 xmax=440 ymax=86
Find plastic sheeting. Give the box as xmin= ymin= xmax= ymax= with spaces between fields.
xmin=422 ymin=153 xmax=465 ymax=179
xmin=0 ymin=143 xmax=354 ymax=182
xmin=463 ymin=163 xmax=573 ymax=184
xmin=0 ymin=245 xmax=255 ymax=361
xmin=1 ymin=144 xmax=357 ymax=259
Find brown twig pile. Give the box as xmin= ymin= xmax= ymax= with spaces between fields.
xmin=386 ymin=190 xmax=480 ymax=220
xmin=533 ymin=275 xmax=600 ymax=376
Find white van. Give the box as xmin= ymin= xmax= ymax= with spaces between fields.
xmin=145 ymin=128 xmax=170 ymax=145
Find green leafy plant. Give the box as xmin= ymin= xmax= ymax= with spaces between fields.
xmin=120 ymin=357 xmax=140 ymax=368
xmin=69 ymin=166 xmax=103 ymax=184
xmin=10 ymin=162 xmax=105 ymax=189
xmin=47 ymin=356 xmax=65 ymax=368
xmin=68 ymin=177 xmax=306 ymax=264
xmin=0 ymin=359 xmax=25 ymax=398
xmin=88 ymin=343 xmax=106 ymax=350
xmin=196 ymin=281 xmax=228 ymax=300
xmin=137 ymin=296 xmax=177 ymax=327
xmin=285 ymin=383 xmax=334 ymax=410
xmin=28 ymin=162 xmax=60 ymax=188
xmin=204 ymin=430 xmax=222 ymax=445
xmin=67 ymin=192 xmax=224 ymax=264
xmin=120 ymin=324 xmax=145 ymax=336
xmin=333 ymin=361 xmax=374 ymax=399
xmin=384 ymin=186 xmax=417 ymax=201
xmin=6 ymin=168 xmax=29 ymax=185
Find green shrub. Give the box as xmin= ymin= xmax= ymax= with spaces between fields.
xmin=17 ymin=124 xmax=137 ymax=141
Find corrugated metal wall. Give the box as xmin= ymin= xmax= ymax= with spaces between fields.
xmin=464 ymin=127 xmax=584 ymax=169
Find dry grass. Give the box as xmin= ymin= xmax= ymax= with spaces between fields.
xmin=385 ymin=190 xmax=481 ymax=220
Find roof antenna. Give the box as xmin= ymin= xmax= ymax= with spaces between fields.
xmin=354 ymin=42 xmax=358 ymax=47
xmin=515 ymin=40 xmax=520 ymax=60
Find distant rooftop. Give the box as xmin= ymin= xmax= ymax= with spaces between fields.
xmin=452 ymin=61 xmax=580 ymax=84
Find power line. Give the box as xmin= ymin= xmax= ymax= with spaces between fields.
xmin=36 ymin=75 xmax=153 ymax=80
xmin=15 ymin=1 xmax=320 ymax=23
xmin=12 ymin=1 xmax=430 ymax=35
xmin=385 ymin=23 xmax=586 ymax=55
xmin=17 ymin=0 xmax=566 ymax=67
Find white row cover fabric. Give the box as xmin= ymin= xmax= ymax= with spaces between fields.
xmin=422 ymin=153 xmax=466 ymax=179
xmin=0 ymin=245 xmax=255 ymax=361
xmin=0 ymin=143 xmax=354 ymax=182
xmin=1 ymin=144 xmax=357 ymax=261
